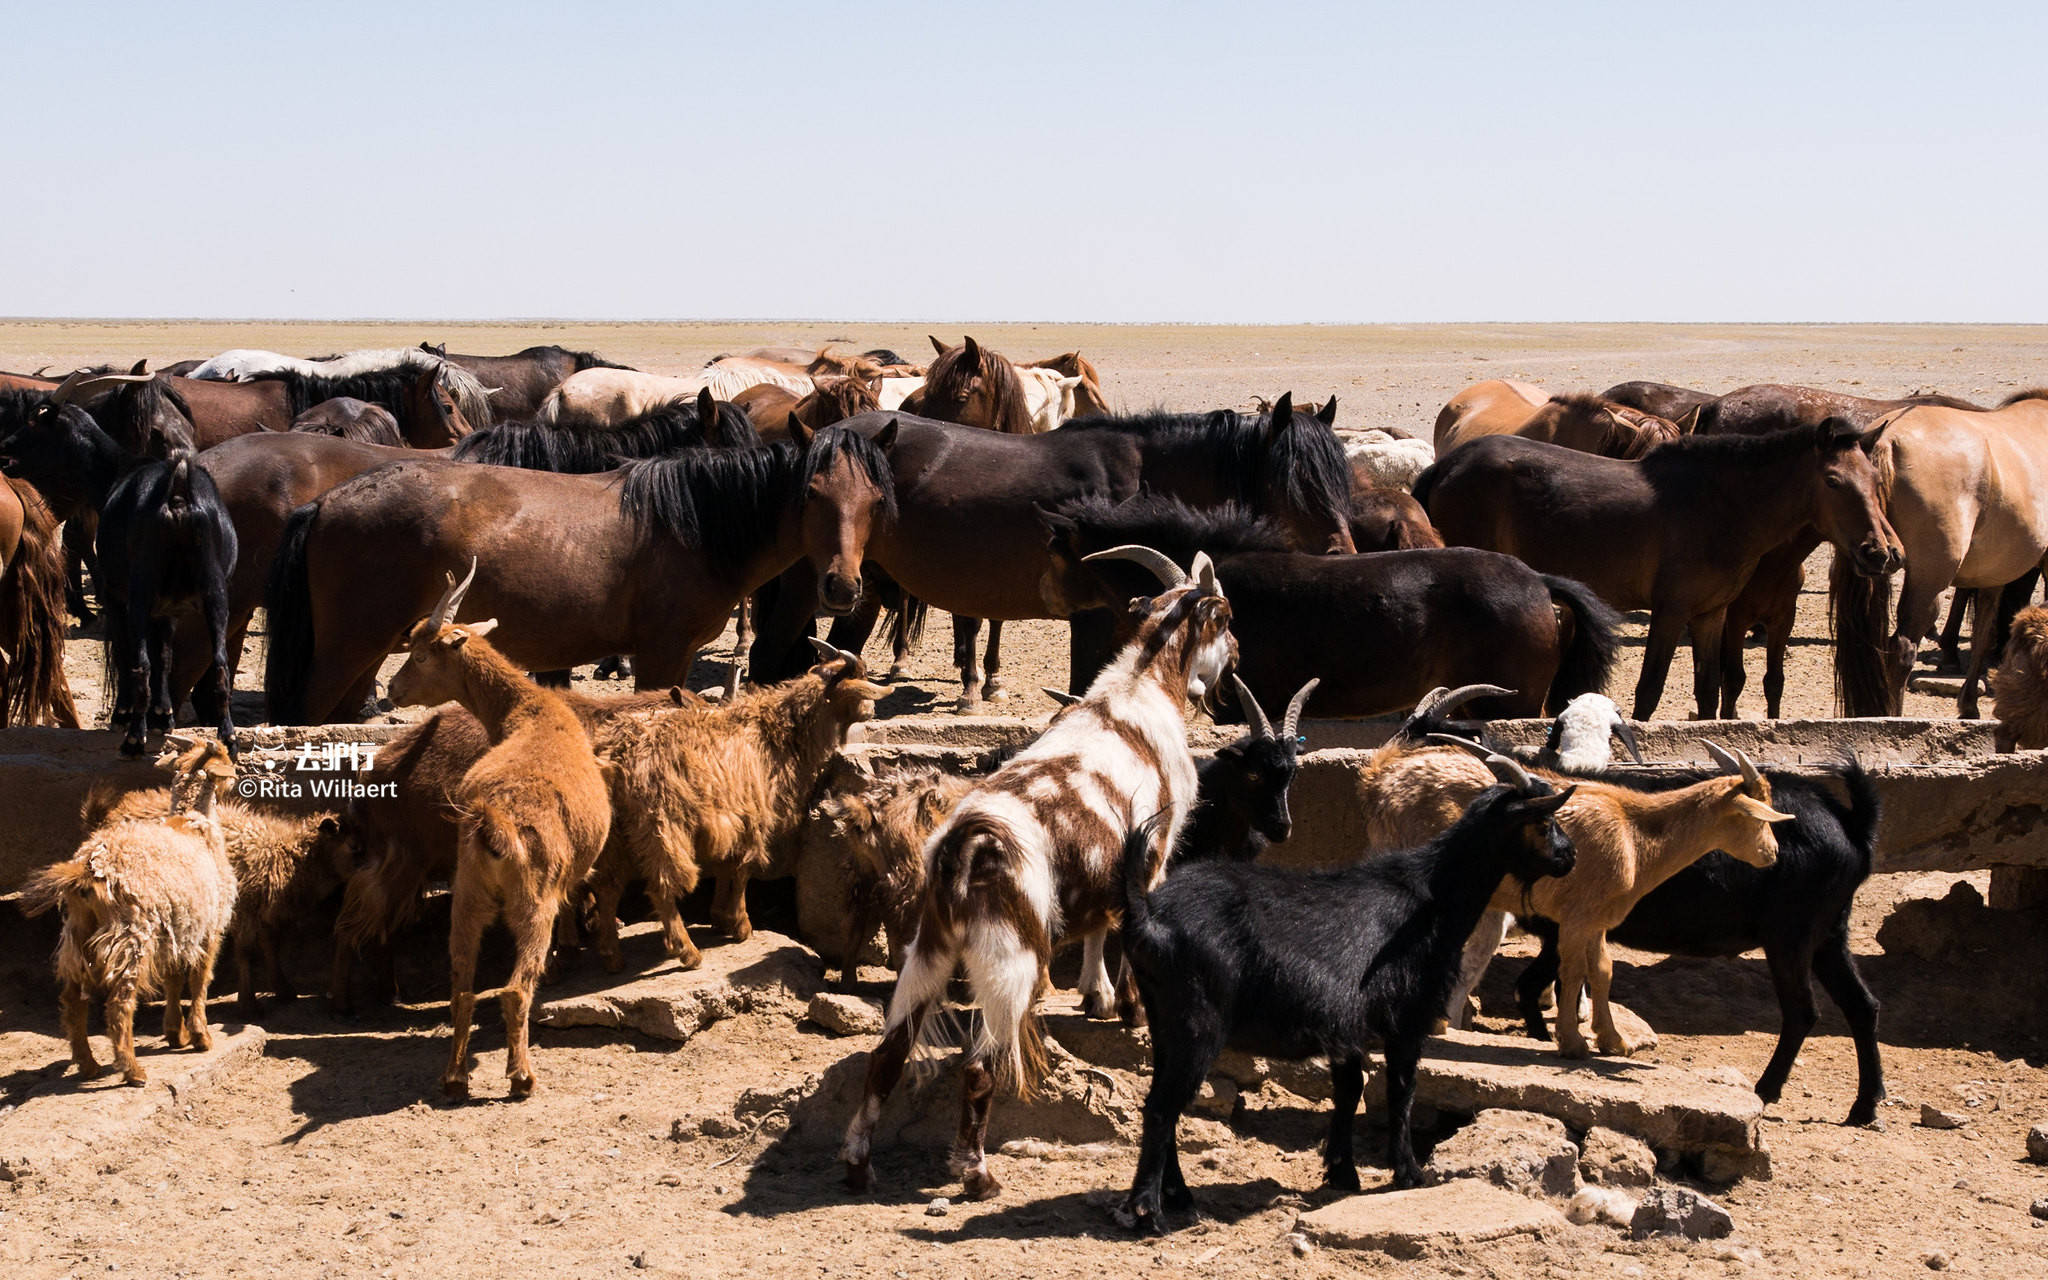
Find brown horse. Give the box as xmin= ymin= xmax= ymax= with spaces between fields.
xmin=1693 ymin=384 xmax=1982 ymax=435
xmin=428 ymin=343 xmax=633 ymax=422
xmin=1831 ymin=391 xmax=2048 ymax=717
xmin=1436 ymin=381 xmax=1680 ymax=459
xmin=165 ymin=375 xmax=295 ymax=439
xmin=0 ymin=476 xmax=80 ymax=727
xmin=1602 ymin=381 xmax=1719 ymax=423
xmin=1347 ymin=466 xmax=1442 ymax=551
xmin=920 ymin=336 xmax=1035 ymax=435
xmin=292 ymin=398 xmax=404 ymax=446
xmin=264 ymin=427 xmax=896 ymax=724
xmin=731 ymin=375 xmax=881 ymax=442
xmin=1432 ymin=379 xmax=1551 ymax=451
xmin=1024 ymin=351 xmax=1110 ymax=417
xmin=1414 ymin=421 xmax=1901 ymax=720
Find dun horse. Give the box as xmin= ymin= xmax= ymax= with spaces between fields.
xmin=264 ymin=427 xmax=896 ymax=724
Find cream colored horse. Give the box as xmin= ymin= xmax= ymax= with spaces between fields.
xmin=1832 ymin=390 xmax=2048 ymax=717
xmin=539 ymin=348 xmax=884 ymax=428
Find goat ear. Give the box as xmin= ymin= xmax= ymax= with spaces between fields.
xmin=467 ymin=618 xmax=499 ymax=638
xmin=318 ymin=815 xmax=342 ymax=834
xmin=1734 ymin=793 xmax=1796 ymax=824
xmin=203 ymin=755 xmax=237 ymax=780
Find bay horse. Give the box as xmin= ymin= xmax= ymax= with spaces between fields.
xmin=188 ymin=348 xmax=494 ymax=420
xmin=1436 ymin=381 xmax=1681 ymax=459
xmin=292 ymin=397 xmax=404 ymax=446
xmin=1432 ymin=379 xmax=1550 ymax=451
xmin=730 ymin=375 xmax=880 ymax=442
xmin=754 ymin=397 xmax=1355 ymax=704
xmin=1693 ymin=384 xmax=1982 ymax=436
xmin=1831 ymin=391 xmax=2048 ymax=718
xmin=246 ymin=362 xmax=482 ymax=443
xmin=0 ymin=476 xmax=80 ymax=727
xmin=426 ymin=343 xmax=633 ymax=422
xmin=263 ymin=426 xmax=896 ymax=724
xmin=1024 ymin=351 xmax=1110 ymax=418
xmin=1602 ymin=381 xmax=1719 ymax=424
xmin=451 ymin=390 xmax=756 ymax=472
xmin=1413 ymin=420 xmax=1900 ymax=720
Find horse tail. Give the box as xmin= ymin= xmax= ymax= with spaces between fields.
xmin=1829 ymin=551 xmax=1895 ymax=716
xmin=883 ymin=593 xmax=928 ymax=654
xmin=3 ymin=481 xmax=80 ymax=727
xmin=1541 ymin=574 xmax=1622 ymax=715
xmin=534 ymin=389 xmax=566 ymax=426
xmin=263 ymin=501 xmax=323 ymax=724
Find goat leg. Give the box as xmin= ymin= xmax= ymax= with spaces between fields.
xmin=62 ymin=980 xmax=102 ymax=1080
xmin=1444 ymin=910 xmax=1509 ymax=1029
xmin=1812 ymin=936 xmax=1886 ymax=1126
xmin=234 ymin=924 xmax=262 ymax=1018
xmin=264 ymin=924 xmax=296 ymax=1002
xmin=1380 ymin=1039 xmax=1426 ymax=1189
xmin=503 ymin=895 xmax=553 ymax=1099
xmin=441 ymin=870 xmax=489 ymax=1101
xmin=1553 ymin=931 xmax=1595 ymax=1059
xmin=161 ymin=968 xmax=189 ymax=1050
xmin=1077 ymin=929 xmax=1116 ymax=1019
xmin=107 ymin=970 xmax=146 ymax=1085
xmin=713 ymin=869 xmax=754 ymax=942
xmin=186 ymin=935 xmax=222 ymax=1052
xmin=951 ymin=1058 xmax=1002 ymax=1200
xmin=1121 ymin=1031 xmax=1215 ymax=1234
xmin=1323 ymin=1051 xmax=1366 ymax=1193
xmin=841 ymin=1006 xmax=926 ymax=1191
xmin=1587 ymin=934 xmax=1651 ymax=1057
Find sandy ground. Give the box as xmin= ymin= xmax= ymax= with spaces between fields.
xmin=3 ymin=322 xmax=2047 ymax=1277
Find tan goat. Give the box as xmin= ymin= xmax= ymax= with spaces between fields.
xmin=21 ymin=735 xmax=239 ymax=1084
xmin=85 ymin=786 xmax=358 ymax=1015
xmin=807 ymin=762 xmax=973 ymax=983
xmin=593 ymin=638 xmax=886 ymax=970
xmin=386 ymin=563 xmax=613 ymax=1100
xmin=1354 ymin=732 xmax=1791 ymax=1058
xmin=1992 ymin=605 xmax=2048 ymax=751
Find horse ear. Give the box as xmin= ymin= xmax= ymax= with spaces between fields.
xmin=1858 ymin=420 xmax=1889 ymax=453
xmin=1266 ymin=392 xmax=1294 ymax=435
xmin=788 ymin=417 xmax=814 ymax=445
xmin=929 ymin=335 xmax=949 ymax=356
xmin=1316 ymin=397 xmax=1338 ymax=426
xmin=963 ymin=336 xmax=981 ymax=365
xmin=874 ymin=418 xmax=899 ymax=450
xmin=696 ymin=386 xmax=716 ymax=422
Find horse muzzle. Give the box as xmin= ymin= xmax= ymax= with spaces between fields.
xmin=1854 ymin=540 xmax=1903 ymax=577
xmin=820 ymin=573 xmax=862 ymax=615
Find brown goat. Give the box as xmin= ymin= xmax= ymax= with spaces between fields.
xmin=21 ymin=736 xmax=238 ymax=1084
xmin=1992 ymin=605 xmax=2048 ymax=751
xmin=386 ymin=564 xmax=614 ymax=1100
xmin=807 ymin=762 xmax=973 ymax=983
xmin=592 ymin=639 xmax=886 ymax=970
xmin=327 ymin=685 xmax=682 ymax=1015
xmin=1355 ymin=730 xmax=1790 ymax=1057
xmin=84 ymin=785 xmax=358 ymax=1015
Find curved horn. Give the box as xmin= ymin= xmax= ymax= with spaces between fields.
xmin=1613 ymin=717 xmax=1646 ymax=765
xmin=51 ymin=369 xmax=156 ymax=404
xmin=1703 ymin=740 xmax=1763 ymax=791
xmin=430 ymin=558 xmax=478 ymax=631
xmin=1229 ymin=675 xmax=1274 ymax=737
xmin=806 ymin=636 xmax=866 ymax=670
xmin=1426 ymin=732 xmax=1540 ymax=792
xmin=46 ymin=370 xmax=90 ymax=405
xmin=1413 ymin=683 xmax=1516 ymax=721
xmin=1042 ymin=687 xmax=1083 ymax=707
xmin=1081 ymin=544 xmax=1186 ymax=590
xmin=1282 ymin=677 xmax=1320 ymax=739
xmin=29 ymin=365 xmax=50 ymax=378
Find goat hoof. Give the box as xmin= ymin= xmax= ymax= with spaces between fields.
xmin=1161 ymin=1183 xmax=1195 ymax=1212
xmin=119 ymin=738 xmax=145 ymax=758
xmin=190 ymin=1028 xmax=213 ymax=1052
xmin=960 ymin=1168 xmax=1003 ymax=1201
xmin=122 ymin=1069 xmax=148 ymax=1087
xmin=843 ymin=1160 xmax=873 ymax=1193
xmin=1556 ymin=1040 xmax=1592 ymax=1061
xmin=75 ymin=1060 xmax=104 ymax=1082
xmin=1323 ymin=1165 xmax=1362 ymax=1194
xmin=1080 ymin=991 xmax=1116 ymax=1020
xmin=1115 ymin=1201 xmax=1164 ymax=1236
xmin=886 ymin=663 xmax=910 ymax=682
xmin=163 ymin=1027 xmax=187 ymax=1050
xmin=1845 ymin=1101 xmax=1881 ymax=1128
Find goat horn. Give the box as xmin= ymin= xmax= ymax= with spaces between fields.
xmin=430 ymin=557 xmax=479 ymax=631
xmin=1426 ymin=733 xmax=1540 ymax=792
xmin=1282 ymin=677 xmax=1320 ymax=739
xmin=1228 ymin=675 xmax=1274 ymax=737
xmin=47 ymin=370 xmax=90 ymax=405
xmin=1614 ymin=718 xmax=1646 ymax=765
xmin=1413 ymin=683 xmax=1516 ymax=721
xmin=30 ymin=365 xmax=50 ymax=378
xmin=1042 ymin=687 xmax=1083 ymax=707
xmin=1704 ymin=740 xmax=1763 ymax=791
xmin=806 ymin=637 xmax=839 ymax=663
xmin=163 ymin=732 xmax=199 ymax=751
xmin=1081 ymin=544 xmax=1186 ymax=589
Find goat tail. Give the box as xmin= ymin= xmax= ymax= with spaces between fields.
xmin=262 ymin=501 xmax=322 ymax=724
xmin=1541 ymin=574 xmax=1622 ymax=714
xmin=18 ymin=857 xmax=90 ymax=919
xmin=468 ymin=803 xmax=528 ymax=865
xmin=1835 ymin=754 xmax=1882 ymax=870
xmin=2 ymin=478 xmax=81 ymax=727
xmin=1118 ymin=813 xmax=1170 ymax=957
xmin=1830 ymin=552 xmax=1896 ymax=717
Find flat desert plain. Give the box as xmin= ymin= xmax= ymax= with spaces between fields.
xmin=0 ymin=322 xmax=2043 ymax=1278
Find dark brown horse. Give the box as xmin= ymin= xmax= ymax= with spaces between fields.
xmin=753 ymin=397 xmax=1357 ymax=704
xmin=426 ymin=343 xmax=633 ymax=422
xmin=1601 ymin=381 xmax=1718 ymax=424
xmin=449 ymin=389 xmax=757 ymax=472
xmin=1347 ymin=472 xmax=1442 ymax=551
xmin=1413 ymin=421 xmax=1901 ymax=720
xmin=0 ymin=476 xmax=80 ymax=727
xmin=1692 ymin=384 xmax=1981 ymax=435
xmin=264 ymin=427 xmax=896 ymax=724
xmin=165 ymin=374 xmax=295 ymax=439
xmin=249 ymin=362 xmax=475 ymax=446
xmin=292 ymin=397 xmax=404 ymax=446
xmin=920 ymin=336 xmax=1034 ymax=435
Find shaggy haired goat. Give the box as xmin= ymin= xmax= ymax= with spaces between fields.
xmin=1118 ymin=754 xmax=1576 ymax=1234
xmin=1992 ymin=605 xmax=2048 ymax=751
xmin=1515 ymin=758 xmax=1886 ymax=1125
xmin=1356 ymin=719 xmax=1792 ymax=1057
xmin=841 ymin=545 xmax=1236 ymax=1200
xmin=21 ymin=735 xmax=238 ymax=1084
xmin=810 ymin=762 xmax=976 ymax=985
xmin=591 ymin=639 xmax=885 ymax=970
xmin=386 ymin=563 xmax=613 ymax=1100
xmin=84 ymin=785 xmax=358 ymax=1015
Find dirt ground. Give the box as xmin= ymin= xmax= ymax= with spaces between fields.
xmin=3 ymin=322 xmax=2046 ymax=1277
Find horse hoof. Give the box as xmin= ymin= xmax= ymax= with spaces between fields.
xmin=844 ymin=1160 xmax=873 ymax=1193
xmin=441 ymin=1076 xmax=471 ymax=1102
xmin=509 ymin=1072 xmax=536 ymax=1099
xmin=960 ymin=1168 xmax=1003 ymax=1201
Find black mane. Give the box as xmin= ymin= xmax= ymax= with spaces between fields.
xmin=1047 ymin=491 xmax=1290 ymax=560
xmin=96 ymin=377 xmax=195 ymax=456
xmin=247 ymin=368 xmax=424 ymax=418
xmin=453 ymin=400 xmax=759 ymax=473
xmin=1063 ymin=407 xmax=1351 ymax=532
xmin=1636 ymin=419 xmax=1844 ymax=483
xmin=615 ymin=425 xmax=894 ymax=561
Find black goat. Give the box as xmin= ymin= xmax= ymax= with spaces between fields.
xmin=1513 ymin=759 xmax=1883 ymax=1125
xmin=1116 ymin=751 xmax=1576 ymax=1234
xmin=1177 ymin=675 xmax=1319 ymax=863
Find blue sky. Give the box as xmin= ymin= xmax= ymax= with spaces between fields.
xmin=7 ymin=3 xmax=2042 ymax=321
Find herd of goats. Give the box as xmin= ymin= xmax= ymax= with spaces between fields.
xmin=1 ymin=336 xmax=2031 ymax=1230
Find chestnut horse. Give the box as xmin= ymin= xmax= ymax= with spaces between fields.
xmin=0 ymin=476 xmax=80 ymax=727
xmin=730 ymin=375 xmax=881 ymax=443
xmin=1436 ymin=381 xmax=1681 ymax=459
xmin=1831 ymin=391 xmax=2048 ymax=718
xmin=264 ymin=426 xmax=896 ymax=724
xmin=1414 ymin=420 xmax=1901 ymax=720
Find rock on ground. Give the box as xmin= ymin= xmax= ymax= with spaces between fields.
xmin=537 ymin=926 xmax=820 ymax=1043
xmin=1630 ymin=1186 xmax=1735 ymax=1240
xmin=2028 ymin=1123 xmax=2048 ymax=1163
xmin=1581 ymin=1126 xmax=1658 ymax=1188
xmin=1299 ymin=1181 xmax=1566 ymax=1258
xmin=1918 ymin=1103 xmax=1968 ymax=1131
xmin=1423 ymin=1108 xmax=1580 ymax=1198
xmin=806 ymin=993 xmax=884 ymax=1037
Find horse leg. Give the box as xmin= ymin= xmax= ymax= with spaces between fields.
xmin=952 ymin=616 xmax=986 ymax=713
xmin=147 ymin=616 xmax=177 ymax=741
xmin=1717 ymin=608 xmax=1751 ymax=720
xmin=1934 ymin=590 xmax=1968 ymax=674
xmin=1889 ymin=566 xmax=1953 ymax=715
xmin=1688 ymin=609 xmax=1727 ymax=721
xmin=1763 ymin=593 xmax=1796 ymax=720
xmin=1958 ymin=585 xmax=2004 ymax=718
xmin=1630 ymin=608 xmax=1686 ymax=721
xmin=981 ymin=622 xmax=1007 ymax=701
xmin=204 ymin=585 xmax=235 ymax=751
xmin=731 ymin=597 xmax=752 ymax=691
xmin=108 ymin=599 xmax=147 ymax=755
xmin=62 ymin=518 xmax=95 ymax=623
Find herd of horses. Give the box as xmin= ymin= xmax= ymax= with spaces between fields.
xmin=0 ymin=338 xmax=2040 ymax=752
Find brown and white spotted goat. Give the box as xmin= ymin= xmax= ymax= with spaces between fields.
xmin=841 ymin=544 xmax=1236 ymax=1199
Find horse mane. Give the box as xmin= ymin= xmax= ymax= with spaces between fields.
xmin=798 ymin=376 xmax=881 ymax=427
xmin=2000 ymin=388 xmax=2048 ymax=408
xmin=1067 ymin=406 xmax=1350 ymax=535
xmin=291 ymin=403 xmax=403 ymax=447
xmin=1047 ymin=492 xmax=1290 ymax=559
xmin=99 ymin=377 xmax=195 ymax=456
xmin=924 ymin=341 xmax=1032 ymax=435
xmin=616 ymin=426 xmax=893 ymax=561
xmin=1636 ymin=419 xmax=1844 ymax=481
xmin=0 ymin=387 xmax=51 ymax=432
xmin=532 ymin=346 xmax=633 ymax=372
xmin=247 ymin=359 xmax=493 ymax=424
xmin=1901 ymin=391 xmax=1983 ymax=410
xmin=862 ymin=349 xmax=908 ymax=367
xmin=453 ymin=400 xmax=758 ymax=473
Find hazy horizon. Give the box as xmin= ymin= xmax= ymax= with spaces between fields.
xmin=9 ymin=3 xmax=2043 ymax=323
